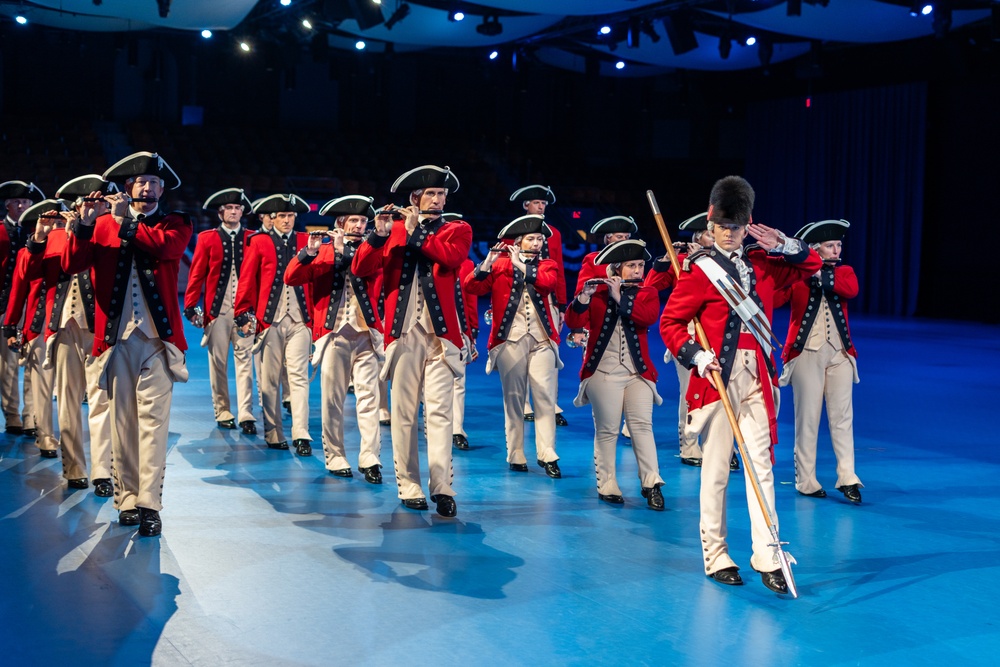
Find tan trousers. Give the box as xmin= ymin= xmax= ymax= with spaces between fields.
xmin=53 ymin=322 xmax=112 ymax=481
xmin=673 ymin=357 xmax=702 ymax=459
xmin=789 ymin=344 xmax=861 ymax=493
xmin=495 ymin=336 xmax=558 ymax=465
xmin=205 ymin=311 xmax=255 ymax=423
xmin=254 ymin=347 xmax=288 ymax=409
xmin=0 ymin=336 xmax=33 ymax=430
xmin=523 ymin=298 xmax=563 ymax=417
xmin=385 ymin=327 xmax=458 ymax=500
xmin=260 ymin=316 xmax=311 ymax=445
xmin=452 ymin=366 xmax=467 ymax=437
xmin=585 ymin=366 xmax=663 ymax=495
xmin=689 ymin=352 xmax=779 ymax=575
xmin=106 ymin=333 xmax=174 ymax=512
xmin=378 ymin=378 xmax=390 ymax=422
xmin=319 ymin=328 xmax=381 ymax=471
xmin=24 ymin=337 xmax=56 ymax=451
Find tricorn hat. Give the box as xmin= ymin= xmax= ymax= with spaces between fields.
xmin=795 ymin=219 xmax=850 ymax=243
xmin=319 ymin=195 xmax=375 ymax=219
xmin=252 ymin=193 xmax=310 ymax=215
xmin=590 ymin=215 xmax=638 ymax=236
xmin=103 ymin=151 xmax=180 ymax=190
xmin=510 ymin=185 xmax=556 ymax=205
xmin=203 ymin=188 xmax=253 ymax=211
xmin=595 ymin=239 xmax=651 ymax=265
xmin=678 ymin=212 xmax=709 ymax=233
xmin=19 ymin=199 xmax=69 ymax=227
xmin=441 ymin=212 xmax=464 ymax=223
xmin=55 ymin=175 xmax=117 ymax=201
xmin=390 ymin=165 xmax=460 ymax=194
xmin=498 ymin=214 xmax=551 ymax=240
xmin=0 ymin=181 xmax=45 ymax=203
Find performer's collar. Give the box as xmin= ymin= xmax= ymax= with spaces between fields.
xmin=716 ymin=243 xmax=744 ymax=259
xmin=129 ymin=203 xmax=158 ymax=219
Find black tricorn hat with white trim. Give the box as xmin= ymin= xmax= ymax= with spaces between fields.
xmin=795 ymin=219 xmax=850 ymax=243
xmin=103 ymin=151 xmax=181 ymax=190
xmin=590 ymin=215 xmax=637 ymax=236
xmin=678 ymin=212 xmax=709 ymax=233
xmin=390 ymin=165 xmax=460 ymax=194
xmin=20 ymin=199 xmax=69 ymax=227
xmin=55 ymin=175 xmax=117 ymax=200
xmin=203 ymin=188 xmax=253 ymax=211
xmin=510 ymin=185 xmax=556 ymax=205
xmin=0 ymin=181 xmax=45 ymax=203
xmin=252 ymin=193 xmax=310 ymax=214
xmin=319 ymin=195 xmax=375 ymax=219
xmin=497 ymin=214 xmax=551 ymax=240
xmin=441 ymin=212 xmax=464 ymax=223
xmin=595 ymin=239 xmax=651 ymax=265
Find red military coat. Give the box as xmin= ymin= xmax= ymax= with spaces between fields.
xmin=660 ymin=245 xmax=822 ymax=443
xmin=456 ymin=258 xmax=478 ymax=341
xmin=352 ymin=217 xmax=472 ymax=351
xmin=2 ymin=247 xmax=46 ymax=343
xmin=234 ymin=230 xmax=312 ymax=332
xmin=574 ymin=251 xmax=601 ymax=297
xmin=184 ymin=225 xmax=254 ymax=325
xmin=565 ymin=283 xmax=660 ymax=382
xmin=463 ymin=255 xmax=559 ymax=351
xmin=544 ymin=226 xmax=567 ymax=308
xmin=62 ymin=210 xmax=192 ymax=356
xmin=775 ymin=263 xmax=859 ymax=363
xmin=284 ymin=242 xmax=383 ymax=341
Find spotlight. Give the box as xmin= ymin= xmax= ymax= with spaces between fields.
xmin=787 ymin=0 xmax=802 ymax=17
xmin=302 ymin=18 xmax=313 ymax=29
xmin=476 ymin=15 xmax=502 ymax=37
xmin=355 ymin=40 xmax=366 ymax=50
xmin=15 ymin=15 xmax=27 ymax=25
xmin=453 ymin=12 xmax=464 ymax=21
xmin=922 ymin=4 xmax=933 ymax=15
xmin=373 ymin=0 xmax=381 ymax=4
xmin=489 ymin=50 xmax=499 ymax=60
xmin=615 ymin=61 xmax=625 ymax=70
xmin=280 ymin=0 xmax=291 ymax=6
xmin=746 ymin=36 xmax=757 ymax=46
xmin=201 ymin=29 xmax=212 ymax=39
xmin=384 ymin=3 xmax=410 ymax=30
xmin=449 ymin=2 xmax=465 ymax=22
xmin=240 ymin=41 xmax=251 ymax=52
xmin=599 ymin=25 xmax=612 ymax=36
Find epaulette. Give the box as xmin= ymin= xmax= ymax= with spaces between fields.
xmin=745 ymin=243 xmax=767 ymax=257
xmin=169 ymin=210 xmax=192 ymax=226
xmin=683 ymin=247 xmax=711 ymax=272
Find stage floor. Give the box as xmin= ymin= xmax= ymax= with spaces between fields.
xmin=1 ymin=313 xmax=998 ymax=665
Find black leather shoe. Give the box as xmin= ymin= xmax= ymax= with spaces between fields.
xmin=347 ymin=385 xmax=355 ymax=394
xmin=379 ymin=418 xmax=391 ymax=426
xmin=93 ymin=478 xmax=113 ymax=497
xmin=217 ymin=418 xmax=237 ymax=429
xmin=402 ymin=497 xmax=428 ymax=511
xmin=432 ymin=494 xmax=457 ymax=517
xmin=452 ymin=434 xmax=469 ymax=450
xmin=23 ymin=428 xmax=37 ymax=438
xmin=5 ymin=425 xmax=22 ymax=435
xmin=730 ymin=453 xmax=741 ymax=471
xmin=759 ymin=569 xmax=789 ymax=594
xmin=282 ymin=400 xmax=292 ymax=414
xmin=509 ymin=463 xmax=528 ymax=472
xmin=599 ymin=493 xmax=625 ymax=504
xmin=267 ymin=440 xmax=289 ymax=450
xmin=555 ymin=413 xmax=568 ymax=427
xmin=709 ymin=567 xmax=744 ymax=586
xmin=67 ymin=478 xmax=89 ymax=489
xmin=523 ymin=412 xmax=534 ymax=422
xmin=119 ymin=509 xmax=140 ymax=526
xmin=138 ymin=508 xmax=162 ymax=537
xmin=293 ymin=439 xmax=312 ymax=457
xmin=799 ymin=489 xmax=827 ymax=498
xmin=641 ymin=485 xmax=665 ymax=511
xmin=240 ymin=421 xmax=257 ymax=435
xmin=359 ymin=465 xmax=382 ymax=484
xmin=838 ymin=484 xmax=862 ymax=503
xmin=680 ymin=457 xmax=703 ymax=467
xmin=538 ymin=459 xmax=561 ymax=478
xmin=39 ymin=449 xmax=58 ymax=459
xmin=330 ymin=468 xmax=353 ymax=478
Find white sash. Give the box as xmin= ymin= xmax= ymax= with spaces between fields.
xmin=693 ymin=255 xmax=774 ymax=359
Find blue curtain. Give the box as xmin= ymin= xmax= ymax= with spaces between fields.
xmin=744 ymin=82 xmax=926 ymax=316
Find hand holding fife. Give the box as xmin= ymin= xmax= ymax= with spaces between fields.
xmin=402 ymin=205 xmax=419 ymax=233
xmin=373 ymin=206 xmax=392 ymax=237
xmin=509 ymin=245 xmax=527 ymax=274
xmin=605 ymin=276 xmax=622 ymax=303
xmin=105 ymin=191 xmax=130 ymax=219
xmin=331 ymin=227 xmax=346 ymax=253
xmin=481 ymin=242 xmax=506 ymax=271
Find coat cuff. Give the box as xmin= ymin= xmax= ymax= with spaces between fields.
xmin=366 ymin=233 xmax=389 ymax=249
xmin=26 ymin=237 xmax=46 ymax=255
xmin=74 ymin=222 xmax=95 ymax=242
xmin=675 ymin=338 xmax=704 ymax=370
xmin=297 ymin=248 xmax=316 ymax=264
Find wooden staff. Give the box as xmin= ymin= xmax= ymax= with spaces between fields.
xmin=646 ymin=189 xmax=798 ymax=598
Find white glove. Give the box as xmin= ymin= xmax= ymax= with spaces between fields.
xmin=693 ymin=350 xmax=717 ymax=378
